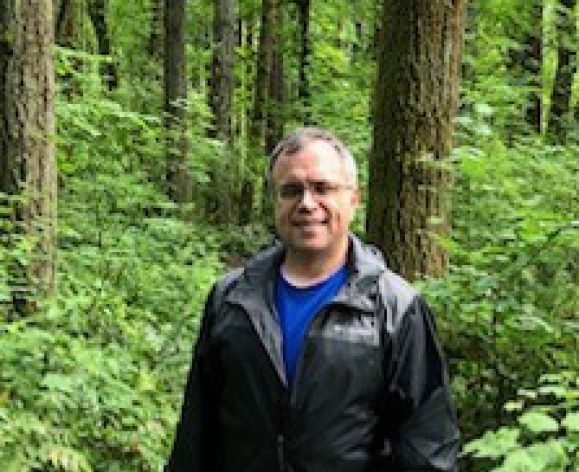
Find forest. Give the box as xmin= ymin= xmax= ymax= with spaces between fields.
xmin=0 ymin=0 xmax=577 ymax=470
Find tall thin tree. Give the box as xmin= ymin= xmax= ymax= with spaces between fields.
xmin=507 ymin=0 xmax=542 ymax=133
xmin=149 ymin=0 xmax=163 ymax=59
xmin=240 ymin=0 xmax=275 ymax=224
xmin=0 ymin=0 xmax=57 ymax=312
xmin=297 ymin=0 xmax=311 ymax=123
xmin=209 ymin=0 xmax=235 ymax=222
xmin=367 ymin=0 xmax=466 ymax=280
xmin=88 ymin=0 xmax=118 ymax=90
xmin=56 ymin=0 xmax=79 ymax=47
xmin=164 ymin=0 xmax=191 ymax=203
xmin=548 ymin=0 xmax=576 ymax=143
xmin=265 ymin=0 xmax=284 ymax=155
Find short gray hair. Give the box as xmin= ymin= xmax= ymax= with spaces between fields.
xmin=268 ymin=127 xmax=358 ymax=186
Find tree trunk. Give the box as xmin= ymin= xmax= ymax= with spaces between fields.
xmin=524 ymin=2 xmax=542 ymax=132
xmin=88 ymin=0 xmax=118 ymax=90
xmin=507 ymin=0 xmax=542 ymax=133
xmin=56 ymin=0 xmax=78 ymax=47
xmin=262 ymin=3 xmax=284 ymax=223
xmin=164 ymin=0 xmax=191 ymax=204
xmin=240 ymin=0 xmax=275 ymax=224
xmin=367 ymin=0 xmax=466 ymax=280
xmin=209 ymin=0 xmax=235 ymax=222
xmin=0 ymin=0 xmax=57 ymax=312
xmin=297 ymin=0 xmax=311 ymax=123
xmin=149 ymin=0 xmax=163 ymax=58
xmin=265 ymin=1 xmax=284 ymax=156
xmin=547 ymin=0 xmax=576 ymax=143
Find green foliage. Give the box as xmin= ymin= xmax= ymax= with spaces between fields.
xmin=1 ymin=48 xmax=224 ymax=470
xmin=2 ymin=0 xmax=578 ymax=470
xmin=464 ymin=372 xmax=578 ymax=471
xmin=420 ymin=104 xmax=578 ymax=468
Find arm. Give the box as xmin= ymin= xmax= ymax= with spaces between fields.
xmin=165 ymin=286 xmax=221 ymax=472
xmin=381 ymin=295 xmax=460 ymax=471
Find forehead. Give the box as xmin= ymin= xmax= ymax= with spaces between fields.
xmin=272 ymin=140 xmax=347 ymax=182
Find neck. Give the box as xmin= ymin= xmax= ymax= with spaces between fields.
xmin=281 ymin=239 xmax=349 ymax=287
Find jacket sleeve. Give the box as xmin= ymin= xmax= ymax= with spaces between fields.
xmin=165 ymin=285 xmax=221 ymax=472
xmin=380 ymin=295 xmax=460 ymax=471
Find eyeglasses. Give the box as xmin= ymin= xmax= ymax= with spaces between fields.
xmin=276 ymin=181 xmax=355 ymax=201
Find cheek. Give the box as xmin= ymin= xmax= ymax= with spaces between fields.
xmin=274 ymin=205 xmax=291 ymax=227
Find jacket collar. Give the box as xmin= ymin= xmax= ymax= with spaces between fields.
xmin=226 ymin=233 xmax=385 ymax=314
xmin=225 ymin=234 xmax=386 ymax=386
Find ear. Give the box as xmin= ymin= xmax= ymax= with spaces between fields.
xmin=351 ymin=186 xmax=361 ymax=209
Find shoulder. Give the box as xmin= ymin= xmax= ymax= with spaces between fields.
xmin=379 ymin=269 xmax=418 ymax=312
xmin=211 ymin=267 xmax=244 ymax=303
xmin=377 ymin=268 xmax=423 ymax=334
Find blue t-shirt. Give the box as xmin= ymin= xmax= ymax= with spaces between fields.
xmin=275 ymin=265 xmax=349 ymax=386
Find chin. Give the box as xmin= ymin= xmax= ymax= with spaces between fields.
xmin=290 ymin=239 xmax=331 ymax=253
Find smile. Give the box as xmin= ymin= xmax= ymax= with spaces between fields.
xmin=292 ymin=220 xmax=327 ymax=226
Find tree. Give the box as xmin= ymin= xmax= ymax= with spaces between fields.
xmin=240 ymin=0 xmax=276 ymax=224
xmin=149 ymin=0 xmax=163 ymax=59
xmin=209 ymin=0 xmax=235 ymax=221
xmin=297 ymin=0 xmax=311 ymax=123
xmin=367 ymin=0 xmax=466 ymax=280
xmin=264 ymin=2 xmax=284 ymax=156
xmin=0 ymin=0 xmax=57 ymax=311
xmin=88 ymin=0 xmax=118 ymax=90
xmin=164 ymin=0 xmax=191 ymax=203
xmin=56 ymin=0 xmax=79 ymax=48
xmin=507 ymin=0 xmax=542 ymax=133
xmin=547 ymin=0 xmax=576 ymax=143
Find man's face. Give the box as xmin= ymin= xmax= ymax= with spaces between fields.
xmin=272 ymin=140 xmax=360 ymax=258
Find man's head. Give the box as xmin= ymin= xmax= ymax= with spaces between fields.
xmin=269 ymin=127 xmax=360 ymax=259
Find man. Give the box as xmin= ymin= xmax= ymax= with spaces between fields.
xmin=167 ymin=128 xmax=459 ymax=471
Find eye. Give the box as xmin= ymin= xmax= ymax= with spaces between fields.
xmin=312 ymin=181 xmax=337 ymax=196
xmin=279 ymin=183 xmax=303 ymax=199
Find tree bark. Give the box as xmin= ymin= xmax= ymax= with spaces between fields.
xmin=265 ymin=0 xmax=284 ymax=156
xmin=149 ymin=0 xmax=163 ymax=59
xmin=261 ymin=3 xmax=284 ymax=222
xmin=88 ymin=0 xmax=118 ymax=90
xmin=547 ymin=0 xmax=576 ymax=143
xmin=164 ymin=0 xmax=191 ymax=204
xmin=367 ymin=0 xmax=466 ymax=280
xmin=240 ymin=0 xmax=275 ymax=224
xmin=0 ymin=0 xmax=57 ymax=312
xmin=209 ymin=0 xmax=235 ymax=222
xmin=56 ymin=0 xmax=78 ymax=47
xmin=507 ymin=0 xmax=542 ymax=133
xmin=297 ymin=0 xmax=311 ymax=123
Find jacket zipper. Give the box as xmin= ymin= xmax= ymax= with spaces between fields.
xmin=290 ymin=303 xmax=337 ymax=403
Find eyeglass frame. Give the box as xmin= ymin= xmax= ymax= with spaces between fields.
xmin=274 ymin=180 xmax=356 ymax=202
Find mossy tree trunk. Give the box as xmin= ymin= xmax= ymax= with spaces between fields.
xmin=367 ymin=0 xmax=466 ymax=280
xmin=547 ymin=0 xmax=576 ymax=143
xmin=88 ymin=0 xmax=118 ymax=90
xmin=0 ymin=0 xmax=57 ymax=313
xmin=507 ymin=0 xmax=542 ymax=134
xmin=297 ymin=0 xmax=311 ymax=124
xmin=209 ymin=0 xmax=235 ymax=222
xmin=164 ymin=0 xmax=191 ymax=204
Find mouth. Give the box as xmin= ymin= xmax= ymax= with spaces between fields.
xmin=292 ymin=220 xmax=327 ymax=227
xmin=293 ymin=220 xmax=327 ymax=235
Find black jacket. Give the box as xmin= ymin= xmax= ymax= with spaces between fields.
xmin=167 ymin=236 xmax=459 ymax=471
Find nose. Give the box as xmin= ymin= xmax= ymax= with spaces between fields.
xmin=297 ymin=186 xmax=317 ymax=211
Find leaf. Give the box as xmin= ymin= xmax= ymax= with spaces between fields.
xmin=464 ymin=427 xmax=520 ymax=459
xmin=475 ymin=102 xmax=494 ymax=117
xmin=504 ymin=401 xmax=524 ymax=412
xmin=493 ymin=448 xmax=537 ymax=472
xmin=518 ymin=411 xmax=559 ymax=433
xmin=562 ymin=412 xmax=579 ymax=432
